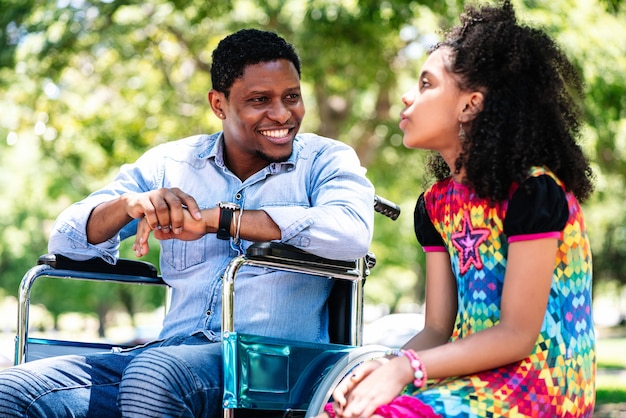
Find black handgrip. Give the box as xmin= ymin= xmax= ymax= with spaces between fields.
xmin=374 ymin=195 xmax=401 ymax=220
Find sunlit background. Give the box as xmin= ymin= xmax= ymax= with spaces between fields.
xmin=1 ymin=0 xmax=625 ymax=413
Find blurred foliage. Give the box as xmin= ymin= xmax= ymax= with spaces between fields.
xmin=0 ymin=0 xmax=624 ymax=335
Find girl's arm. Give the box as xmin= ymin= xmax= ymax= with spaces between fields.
xmin=404 ymin=251 xmax=457 ymax=350
xmin=331 ymin=251 xmax=457 ymax=418
xmin=413 ymin=237 xmax=556 ymax=379
xmin=335 ymin=239 xmax=555 ymax=418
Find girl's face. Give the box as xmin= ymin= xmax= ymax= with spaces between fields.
xmin=400 ymin=48 xmax=474 ymax=162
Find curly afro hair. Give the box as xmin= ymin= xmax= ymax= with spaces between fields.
xmin=428 ymin=0 xmax=594 ymax=202
xmin=210 ymin=28 xmax=301 ymax=98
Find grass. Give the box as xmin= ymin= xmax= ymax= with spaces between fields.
xmin=595 ymin=334 xmax=626 ymax=406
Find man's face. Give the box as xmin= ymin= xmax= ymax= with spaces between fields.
xmin=214 ymin=59 xmax=305 ymax=177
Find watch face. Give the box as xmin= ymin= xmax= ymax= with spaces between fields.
xmin=218 ymin=201 xmax=240 ymax=210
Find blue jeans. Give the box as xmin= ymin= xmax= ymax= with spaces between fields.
xmin=0 ymin=334 xmax=223 ymax=417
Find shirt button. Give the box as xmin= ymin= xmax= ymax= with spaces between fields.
xmin=235 ymin=192 xmax=242 ymax=200
xmin=206 ymin=310 xmax=212 ymax=316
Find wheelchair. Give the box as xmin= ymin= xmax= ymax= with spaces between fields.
xmin=14 ymin=196 xmax=400 ymax=418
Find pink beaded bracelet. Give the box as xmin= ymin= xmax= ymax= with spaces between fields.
xmin=386 ymin=348 xmax=428 ymax=388
xmin=402 ymin=349 xmax=427 ymax=388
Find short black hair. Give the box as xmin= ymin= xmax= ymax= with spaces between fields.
xmin=210 ymin=29 xmax=301 ymax=98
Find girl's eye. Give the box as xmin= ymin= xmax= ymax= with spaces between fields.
xmin=420 ymin=78 xmax=431 ymax=89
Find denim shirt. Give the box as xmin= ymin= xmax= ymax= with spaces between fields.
xmin=48 ymin=132 xmax=375 ymax=343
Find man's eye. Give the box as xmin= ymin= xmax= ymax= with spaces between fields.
xmin=284 ymin=93 xmax=300 ymax=103
xmin=251 ymin=97 xmax=268 ymax=103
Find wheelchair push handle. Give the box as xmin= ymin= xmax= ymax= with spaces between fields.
xmin=374 ymin=195 xmax=401 ymax=220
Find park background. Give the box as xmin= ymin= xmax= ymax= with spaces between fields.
xmin=0 ymin=0 xmax=625 ymax=415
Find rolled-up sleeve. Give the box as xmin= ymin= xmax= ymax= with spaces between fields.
xmin=48 ymin=151 xmax=161 ymax=264
xmin=48 ymin=194 xmax=127 ymax=264
xmin=262 ymin=138 xmax=375 ymax=261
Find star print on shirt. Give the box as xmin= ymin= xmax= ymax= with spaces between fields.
xmin=451 ymin=213 xmax=490 ymax=275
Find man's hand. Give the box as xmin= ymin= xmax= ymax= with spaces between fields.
xmin=123 ymin=187 xmax=202 ymax=232
xmin=133 ymin=207 xmax=218 ymax=257
xmin=87 ymin=187 xmax=203 ymax=245
xmin=121 ymin=188 xmax=202 ymax=257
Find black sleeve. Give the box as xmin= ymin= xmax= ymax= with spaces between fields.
xmin=414 ymin=193 xmax=445 ymax=248
xmin=504 ymin=175 xmax=569 ymax=237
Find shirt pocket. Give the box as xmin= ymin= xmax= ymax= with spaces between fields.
xmin=161 ymin=236 xmax=209 ymax=271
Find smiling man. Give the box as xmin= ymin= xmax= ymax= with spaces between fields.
xmin=0 ymin=29 xmax=375 ymax=418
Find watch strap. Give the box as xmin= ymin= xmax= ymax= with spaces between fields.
xmin=217 ymin=202 xmax=239 ymax=240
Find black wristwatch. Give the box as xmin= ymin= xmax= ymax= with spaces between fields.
xmin=217 ymin=201 xmax=240 ymax=240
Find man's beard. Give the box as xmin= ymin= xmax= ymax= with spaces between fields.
xmin=255 ymin=149 xmax=291 ymax=164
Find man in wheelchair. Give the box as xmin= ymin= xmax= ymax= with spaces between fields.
xmin=0 ymin=29 xmax=375 ymax=417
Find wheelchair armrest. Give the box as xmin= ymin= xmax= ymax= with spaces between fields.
xmin=246 ymin=242 xmax=376 ymax=271
xmin=246 ymin=242 xmax=356 ymax=267
xmin=245 ymin=241 xmax=376 ymax=278
xmin=38 ymin=253 xmax=159 ymax=278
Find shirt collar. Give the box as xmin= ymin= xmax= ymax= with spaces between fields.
xmin=198 ymin=131 xmax=298 ymax=173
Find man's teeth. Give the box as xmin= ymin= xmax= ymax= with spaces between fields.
xmin=261 ymin=129 xmax=289 ymax=138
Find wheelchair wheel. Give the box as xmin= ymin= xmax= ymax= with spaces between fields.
xmin=305 ymin=344 xmax=390 ymax=418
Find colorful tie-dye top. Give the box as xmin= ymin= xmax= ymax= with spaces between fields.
xmin=411 ymin=166 xmax=595 ymax=417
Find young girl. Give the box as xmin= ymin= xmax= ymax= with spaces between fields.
xmin=321 ymin=1 xmax=596 ymax=417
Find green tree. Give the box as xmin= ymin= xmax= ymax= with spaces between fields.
xmin=521 ymin=0 xmax=626 ymax=290
xmin=0 ymin=0 xmax=624 ymax=328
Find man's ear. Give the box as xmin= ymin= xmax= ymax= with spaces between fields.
xmin=459 ymin=91 xmax=484 ymax=123
xmin=208 ymin=89 xmax=226 ymax=119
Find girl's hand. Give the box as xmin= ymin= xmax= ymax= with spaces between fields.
xmin=331 ymin=360 xmax=383 ymax=418
xmin=334 ymin=356 xmax=412 ymax=418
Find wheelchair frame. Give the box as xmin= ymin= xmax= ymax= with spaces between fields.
xmin=13 ymin=195 xmax=400 ymax=417
xmin=15 ymin=254 xmax=168 ymax=364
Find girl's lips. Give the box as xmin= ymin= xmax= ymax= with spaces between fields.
xmin=399 ymin=116 xmax=408 ymax=130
